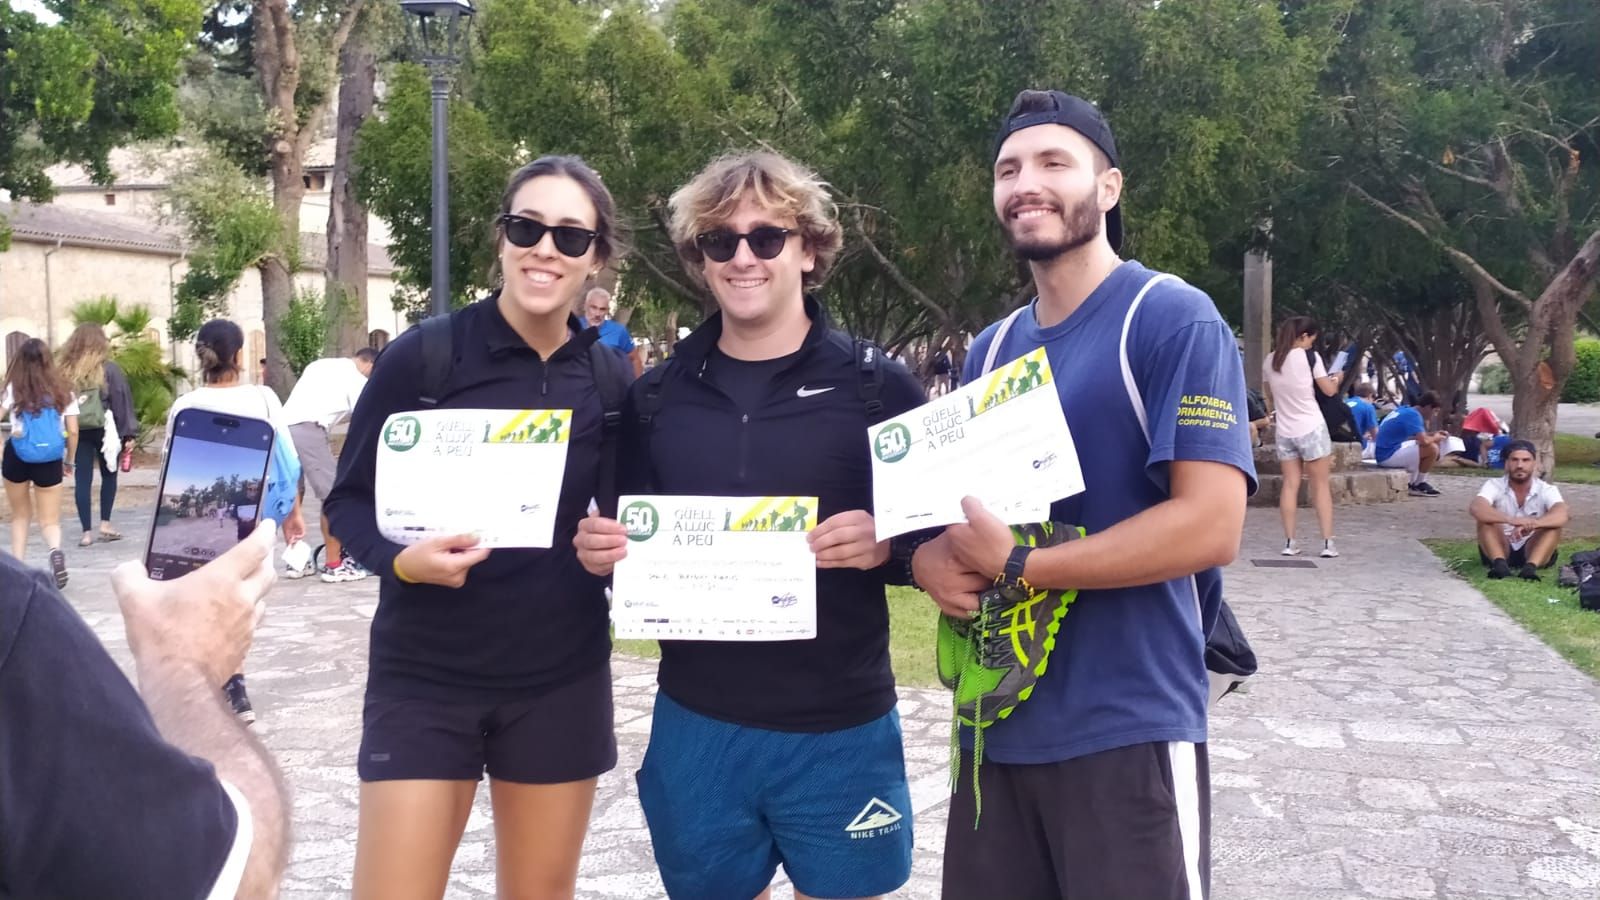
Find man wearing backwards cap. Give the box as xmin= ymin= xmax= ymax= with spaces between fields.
xmin=1470 ymin=438 xmax=1568 ymax=580
xmin=913 ymin=89 xmax=1256 ymax=899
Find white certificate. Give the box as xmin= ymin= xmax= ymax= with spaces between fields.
xmin=375 ymin=408 xmax=571 ymax=548
xmin=869 ymin=348 xmax=1085 ymax=540
xmin=611 ymin=495 xmax=818 ymax=641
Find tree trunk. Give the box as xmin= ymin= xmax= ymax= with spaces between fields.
xmin=1485 ymin=228 xmax=1600 ymax=471
xmin=260 ymin=255 xmax=297 ymax=399
xmin=327 ymin=32 xmax=375 ymax=356
xmin=1511 ymin=371 xmax=1561 ymax=475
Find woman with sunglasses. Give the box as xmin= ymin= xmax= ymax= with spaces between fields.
xmin=325 ymin=155 xmax=629 ymax=900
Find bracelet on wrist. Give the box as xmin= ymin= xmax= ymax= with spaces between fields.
xmin=393 ymin=557 xmax=418 ymax=584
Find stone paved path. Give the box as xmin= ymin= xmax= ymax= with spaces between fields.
xmin=22 ymin=471 xmax=1600 ymax=899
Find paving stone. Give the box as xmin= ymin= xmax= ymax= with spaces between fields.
xmin=25 ymin=471 xmax=1600 ymax=897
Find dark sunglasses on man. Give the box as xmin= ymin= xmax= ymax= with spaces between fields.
xmin=499 ymin=214 xmax=598 ymax=258
xmin=694 ymin=226 xmax=795 ymax=263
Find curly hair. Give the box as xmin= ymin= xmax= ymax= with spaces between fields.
xmin=668 ymin=151 xmax=844 ymax=290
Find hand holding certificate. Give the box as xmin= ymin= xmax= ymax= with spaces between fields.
xmin=869 ymin=348 xmax=1084 ymax=540
xmin=375 ymin=408 xmax=571 ymax=548
xmin=611 ymin=495 xmax=818 ymax=641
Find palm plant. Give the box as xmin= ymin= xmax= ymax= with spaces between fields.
xmin=70 ymin=297 xmax=186 ymax=444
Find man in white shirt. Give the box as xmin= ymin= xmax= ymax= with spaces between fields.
xmin=1470 ymin=439 xmax=1568 ymax=580
xmin=282 ymin=349 xmax=376 ymax=582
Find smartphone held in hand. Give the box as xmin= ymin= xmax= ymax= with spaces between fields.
xmin=144 ymin=409 xmax=275 ymax=581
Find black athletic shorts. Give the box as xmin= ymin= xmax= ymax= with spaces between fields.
xmin=357 ymin=663 xmax=617 ymax=784
xmin=943 ymin=741 xmax=1211 ymax=900
xmin=2 ymin=440 xmax=63 ymax=488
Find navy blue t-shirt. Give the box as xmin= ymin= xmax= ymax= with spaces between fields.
xmin=0 ymin=556 xmax=239 ymax=899
xmin=962 ymin=260 xmax=1256 ymax=764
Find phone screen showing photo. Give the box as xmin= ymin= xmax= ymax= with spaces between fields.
xmin=144 ymin=409 xmax=275 ymax=581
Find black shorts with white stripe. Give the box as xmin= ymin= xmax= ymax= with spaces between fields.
xmin=942 ymin=741 xmax=1211 ymax=900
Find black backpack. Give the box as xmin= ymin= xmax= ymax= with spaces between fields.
xmin=1306 ymin=348 xmax=1361 ymax=443
xmin=415 ymin=312 xmax=628 ymax=516
xmin=1570 ymin=548 xmax=1600 ymax=611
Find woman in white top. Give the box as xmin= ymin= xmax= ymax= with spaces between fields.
xmin=1 ymin=338 xmax=80 ymax=586
xmin=1261 ymin=316 xmax=1342 ymax=558
xmin=167 ymin=319 xmax=302 ymax=725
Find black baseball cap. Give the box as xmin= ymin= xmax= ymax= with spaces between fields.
xmin=1506 ymin=439 xmax=1537 ymax=459
xmin=992 ymin=90 xmax=1122 ymax=252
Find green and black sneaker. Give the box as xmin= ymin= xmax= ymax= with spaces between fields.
xmin=937 ymin=520 xmax=1083 ymax=825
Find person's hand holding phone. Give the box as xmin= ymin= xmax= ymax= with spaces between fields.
xmin=394 ymin=533 xmax=490 ymax=588
xmin=113 ymin=519 xmax=277 ymax=686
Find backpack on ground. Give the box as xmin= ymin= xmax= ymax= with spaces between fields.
xmin=12 ymin=404 xmax=66 ymax=463
xmin=416 ymin=309 xmax=629 ymax=516
xmin=1569 ymin=548 xmax=1600 ymax=611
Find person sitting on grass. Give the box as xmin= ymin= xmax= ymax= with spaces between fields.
xmin=1470 ymin=439 xmax=1568 ymax=580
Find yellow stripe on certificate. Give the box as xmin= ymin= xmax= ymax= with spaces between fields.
xmin=730 ymin=497 xmax=817 ymax=532
xmin=973 ymin=348 xmax=1053 ymax=418
xmin=487 ymin=409 xmax=573 ymax=444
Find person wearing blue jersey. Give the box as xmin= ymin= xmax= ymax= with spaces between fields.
xmin=913 ymin=89 xmax=1256 ymax=900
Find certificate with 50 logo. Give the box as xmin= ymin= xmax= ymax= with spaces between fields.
xmin=375 ymin=408 xmax=571 ymax=548
xmin=611 ymin=495 xmax=819 ymax=641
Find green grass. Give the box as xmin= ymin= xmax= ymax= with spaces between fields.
xmin=1425 ymin=537 xmax=1600 ymax=680
xmin=1431 ymin=433 xmax=1600 ymax=485
xmin=610 ymin=585 xmax=944 ymax=688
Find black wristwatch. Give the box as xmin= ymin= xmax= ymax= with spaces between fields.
xmin=997 ymin=545 xmax=1033 ymax=590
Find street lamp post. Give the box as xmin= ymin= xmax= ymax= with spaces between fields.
xmin=400 ymin=0 xmax=475 ymax=317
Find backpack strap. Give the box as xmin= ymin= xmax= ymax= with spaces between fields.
xmin=1116 ymin=273 xmax=1177 ymax=444
xmin=855 ymin=338 xmax=884 ymax=419
xmin=981 ymin=305 xmax=1029 ymax=375
xmin=417 ymin=314 xmax=454 ymax=407
xmin=632 ymin=359 xmax=674 ymax=493
xmin=587 ymin=342 xmax=627 ymax=517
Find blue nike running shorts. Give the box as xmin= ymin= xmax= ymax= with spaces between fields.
xmin=636 ymin=691 xmax=913 ymax=900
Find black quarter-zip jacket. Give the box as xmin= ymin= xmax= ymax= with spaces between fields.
xmin=623 ymin=297 xmax=926 ymax=732
xmin=326 ymin=298 xmax=626 ymax=701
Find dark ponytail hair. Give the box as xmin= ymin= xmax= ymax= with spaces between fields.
xmin=195 ymin=319 xmax=245 ymax=385
xmin=1270 ymin=315 xmax=1319 ymax=374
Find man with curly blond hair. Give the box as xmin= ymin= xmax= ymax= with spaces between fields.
xmin=576 ymin=151 xmax=927 ymax=900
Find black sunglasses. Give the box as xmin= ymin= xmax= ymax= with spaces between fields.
xmin=499 ymin=214 xmax=598 ymax=258
xmin=694 ymin=226 xmax=795 ymax=263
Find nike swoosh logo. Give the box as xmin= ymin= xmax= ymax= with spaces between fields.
xmin=796 ymin=386 xmax=836 ymax=398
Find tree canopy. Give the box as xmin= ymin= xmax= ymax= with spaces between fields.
xmin=0 ymin=0 xmax=203 ymax=202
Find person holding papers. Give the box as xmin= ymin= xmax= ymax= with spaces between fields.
xmin=911 ymin=90 xmax=1256 ymax=900
xmin=324 ymin=156 xmax=630 ymax=900
xmin=574 ymin=151 xmax=926 ymax=900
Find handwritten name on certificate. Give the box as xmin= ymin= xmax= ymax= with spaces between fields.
xmin=611 ymin=495 xmax=819 ymax=641
xmin=375 ymin=408 xmax=571 ymax=548
xmin=869 ymin=348 xmax=1084 ymax=540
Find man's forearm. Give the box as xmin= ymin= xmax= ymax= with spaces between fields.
xmin=137 ymin=660 xmax=289 ymax=899
xmin=1470 ymin=501 xmax=1510 ymax=526
xmin=1021 ymin=495 xmax=1244 ymax=591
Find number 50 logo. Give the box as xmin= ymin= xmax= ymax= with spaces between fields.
xmin=384 ymin=416 xmax=421 ymax=452
xmin=622 ymin=501 xmax=659 ymax=541
xmin=873 ymin=423 xmax=912 ymax=463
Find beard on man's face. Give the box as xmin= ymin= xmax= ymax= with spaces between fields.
xmin=1006 ymin=185 xmax=1103 ymax=262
